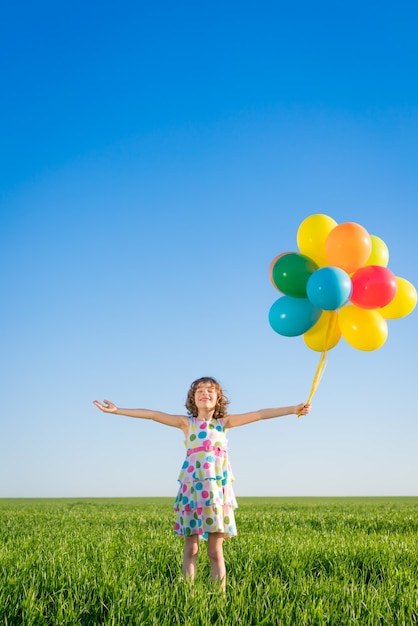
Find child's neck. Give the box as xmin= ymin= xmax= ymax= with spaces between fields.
xmin=197 ymin=409 xmax=214 ymax=421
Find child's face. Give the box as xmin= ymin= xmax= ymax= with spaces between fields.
xmin=194 ymin=382 xmax=218 ymax=411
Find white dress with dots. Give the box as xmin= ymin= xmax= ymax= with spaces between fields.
xmin=174 ymin=415 xmax=238 ymax=539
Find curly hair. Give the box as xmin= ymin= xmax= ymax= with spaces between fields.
xmin=185 ymin=376 xmax=230 ymax=419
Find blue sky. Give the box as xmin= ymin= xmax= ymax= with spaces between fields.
xmin=1 ymin=1 xmax=417 ymax=498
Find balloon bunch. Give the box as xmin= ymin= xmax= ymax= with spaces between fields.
xmin=269 ymin=214 xmax=417 ymax=415
xmin=269 ymin=214 xmax=417 ymax=352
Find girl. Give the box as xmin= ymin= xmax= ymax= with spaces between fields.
xmin=93 ymin=376 xmax=311 ymax=590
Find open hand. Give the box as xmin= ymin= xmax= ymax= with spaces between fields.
xmin=93 ymin=399 xmax=118 ymax=413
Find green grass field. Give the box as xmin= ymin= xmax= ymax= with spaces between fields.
xmin=0 ymin=497 xmax=417 ymax=625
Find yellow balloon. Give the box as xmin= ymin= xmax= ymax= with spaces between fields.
xmin=297 ymin=214 xmax=338 ymax=267
xmin=365 ymin=235 xmax=389 ymax=267
xmin=303 ymin=311 xmax=341 ymax=352
xmin=379 ymin=277 xmax=417 ymax=319
xmin=338 ymin=305 xmax=388 ymax=351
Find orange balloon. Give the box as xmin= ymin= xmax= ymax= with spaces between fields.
xmin=325 ymin=222 xmax=372 ymax=274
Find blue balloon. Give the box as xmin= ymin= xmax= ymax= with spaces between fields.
xmin=306 ymin=266 xmax=352 ymax=311
xmin=269 ymin=296 xmax=322 ymax=337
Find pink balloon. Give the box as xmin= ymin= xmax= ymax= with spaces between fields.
xmin=350 ymin=265 xmax=397 ymax=309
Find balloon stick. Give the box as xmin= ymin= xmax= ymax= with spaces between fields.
xmin=298 ymin=311 xmax=338 ymax=418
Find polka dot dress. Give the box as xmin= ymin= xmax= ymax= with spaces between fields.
xmin=174 ymin=415 xmax=238 ymax=539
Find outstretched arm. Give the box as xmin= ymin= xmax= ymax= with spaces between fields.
xmin=93 ymin=400 xmax=188 ymax=431
xmin=224 ymin=403 xmax=311 ymax=429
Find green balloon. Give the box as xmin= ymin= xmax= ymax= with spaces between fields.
xmin=271 ymin=253 xmax=318 ymax=298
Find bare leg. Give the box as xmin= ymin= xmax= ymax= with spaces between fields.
xmin=182 ymin=535 xmax=199 ymax=582
xmin=207 ymin=533 xmax=226 ymax=591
